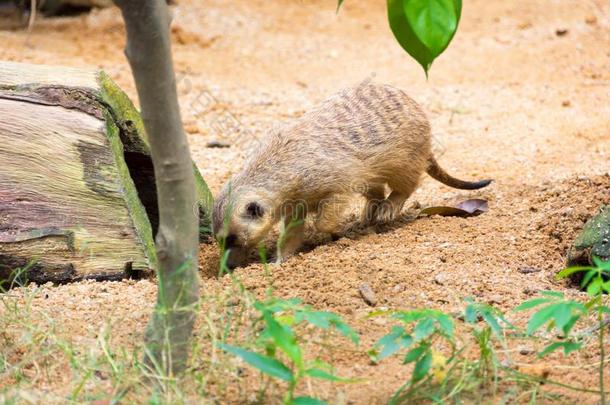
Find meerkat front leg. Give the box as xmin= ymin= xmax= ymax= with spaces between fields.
xmin=315 ymin=195 xmax=349 ymax=239
xmin=276 ymin=203 xmax=307 ymax=264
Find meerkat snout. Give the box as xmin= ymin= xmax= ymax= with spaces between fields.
xmin=213 ymin=188 xmax=276 ymax=268
xmin=213 ymin=82 xmax=492 ymax=268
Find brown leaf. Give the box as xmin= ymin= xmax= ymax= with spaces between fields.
xmin=419 ymin=199 xmax=488 ymax=217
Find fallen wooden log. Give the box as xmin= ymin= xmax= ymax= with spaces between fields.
xmin=0 ymin=61 xmax=212 ymax=283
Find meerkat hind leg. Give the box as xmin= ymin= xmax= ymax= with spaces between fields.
xmin=362 ymin=184 xmax=386 ymax=226
xmin=375 ymin=179 xmax=419 ymax=223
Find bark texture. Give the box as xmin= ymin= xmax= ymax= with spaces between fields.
xmin=114 ymin=0 xmax=201 ymax=375
xmin=0 ymin=62 xmax=157 ymax=283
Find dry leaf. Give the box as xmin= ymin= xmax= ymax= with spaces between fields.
xmin=419 ymin=199 xmax=488 ymax=217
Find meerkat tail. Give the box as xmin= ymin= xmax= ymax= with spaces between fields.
xmin=426 ymin=156 xmax=492 ymax=190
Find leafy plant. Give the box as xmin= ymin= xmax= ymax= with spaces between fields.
xmin=463 ymin=298 xmax=514 ymax=386
xmin=338 ymin=0 xmax=462 ymax=75
xmin=513 ymin=257 xmax=610 ymax=404
xmin=219 ymin=296 xmax=359 ymax=404
xmin=556 ymin=257 xmax=610 ymax=405
xmin=515 ymin=291 xmax=586 ymax=356
xmin=369 ymin=308 xmax=455 ymax=401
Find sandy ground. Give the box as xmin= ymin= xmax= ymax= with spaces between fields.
xmin=1 ymin=0 xmax=610 ymax=403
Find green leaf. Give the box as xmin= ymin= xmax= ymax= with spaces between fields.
xmin=301 ymin=311 xmax=360 ymax=344
xmin=404 ymin=344 xmax=427 ymax=364
xmin=404 ymin=0 xmax=461 ymax=56
xmin=414 ymin=318 xmax=435 ymax=341
xmin=581 ymin=270 xmax=597 ymax=289
xmin=563 ymin=315 xmax=581 ymax=336
xmin=293 ymin=397 xmax=327 ymax=405
xmin=481 ymin=312 xmax=503 ymax=336
xmin=218 ymin=344 xmax=294 ymax=382
xmin=305 ymin=368 xmax=350 ymax=382
xmin=336 ymin=0 xmax=344 ymax=13
xmin=333 ymin=320 xmax=360 ymax=345
xmin=412 ymin=351 xmax=432 ymax=382
xmin=556 ymin=266 xmax=592 ymax=279
xmin=387 ymin=0 xmax=434 ymax=74
xmin=263 ymin=312 xmax=302 ymax=367
xmin=552 ymin=304 xmax=573 ymax=333
xmin=587 ymin=278 xmax=602 ymax=296
xmin=464 ymin=303 xmax=477 ymax=323
xmin=537 ymin=342 xmax=582 ymax=358
xmin=515 ymin=298 xmax=552 ymax=311
xmin=526 ymin=304 xmax=557 ymax=335
xmin=377 ymin=329 xmax=413 ymax=361
xmin=436 ymin=313 xmax=454 ymax=338
xmin=540 ymin=291 xmax=564 ymax=298
xmin=302 ymin=311 xmax=332 ymax=329
xmin=387 ymin=0 xmax=461 ymax=75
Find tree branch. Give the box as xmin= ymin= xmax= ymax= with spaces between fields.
xmin=113 ymin=0 xmax=200 ymax=376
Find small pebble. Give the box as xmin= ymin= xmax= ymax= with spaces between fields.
xmin=555 ymin=28 xmax=569 ymax=36
xmin=561 ymin=100 xmax=571 ymax=107
xmin=488 ymin=295 xmax=503 ymax=305
xmin=434 ymin=273 xmax=448 ymax=285
xmin=519 ymin=346 xmax=535 ymax=355
xmin=206 ymin=140 xmax=231 ymax=148
xmin=359 ymin=283 xmax=377 ymax=307
xmin=518 ymin=266 xmax=541 ymax=274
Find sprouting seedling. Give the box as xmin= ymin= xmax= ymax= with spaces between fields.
xmin=369 ymin=309 xmax=455 ymax=384
xmin=555 ymin=257 xmax=610 ymax=405
xmin=464 ymin=297 xmax=515 ymax=338
xmin=218 ymin=296 xmax=359 ymax=404
xmin=514 ymin=290 xmax=586 ymax=357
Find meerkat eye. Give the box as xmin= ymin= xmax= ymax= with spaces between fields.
xmin=245 ymin=201 xmax=265 ymax=219
xmin=225 ymin=234 xmax=237 ymax=247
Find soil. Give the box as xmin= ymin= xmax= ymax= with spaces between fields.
xmin=1 ymin=0 xmax=610 ymax=403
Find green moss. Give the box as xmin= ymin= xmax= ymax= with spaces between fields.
xmin=97 ymin=71 xmax=150 ymax=154
xmin=97 ymin=71 xmax=214 ymax=237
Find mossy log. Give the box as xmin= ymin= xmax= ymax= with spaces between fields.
xmin=0 ymin=61 xmax=212 ymax=283
xmin=568 ymin=205 xmax=610 ymax=266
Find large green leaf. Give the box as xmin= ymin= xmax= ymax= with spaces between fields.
xmin=515 ymin=298 xmax=553 ymax=311
xmin=263 ymin=312 xmax=303 ymax=368
xmin=218 ymin=344 xmax=294 ymax=382
xmin=538 ymin=341 xmax=582 ymax=358
xmin=404 ymin=0 xmax=461 ymax=57
xmin=525 ymin=304 xmax=557 ymax=335
xmin=387 ymin=0 xmax=461 ymax=74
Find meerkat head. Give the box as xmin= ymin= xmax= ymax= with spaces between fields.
xmin=213 ymin=185 xmax=277 ymax=268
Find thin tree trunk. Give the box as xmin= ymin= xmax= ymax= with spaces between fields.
xmin=113 ymin=0 xmax=200 ymax=376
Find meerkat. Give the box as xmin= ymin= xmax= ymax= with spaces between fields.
xmin=213 ymin=82 xmax=491 ymax=268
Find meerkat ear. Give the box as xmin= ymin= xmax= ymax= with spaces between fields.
xmin=245 ymin=201 xmax=265 ymax=218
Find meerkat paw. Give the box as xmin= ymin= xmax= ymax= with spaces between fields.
xmin=274 ymin=251 xmax=295 ymax=265
xmin=374 ymin=200 xmax=396 ymax=223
